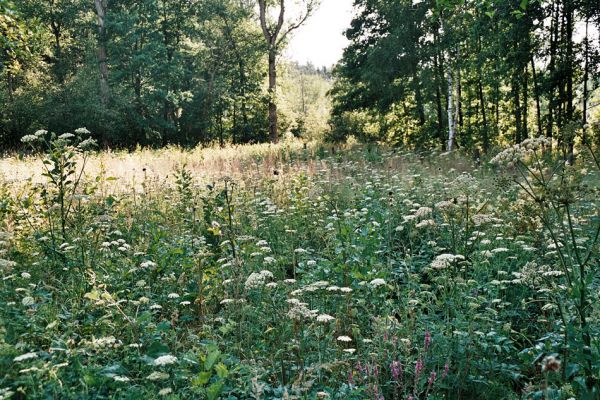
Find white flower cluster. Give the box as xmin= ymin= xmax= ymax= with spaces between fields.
xmin=244 ymin=270 xmax=274 ymax=290
xmin=316 ymin=314 xmax=335 ymax=323
xmin=491 ymin=136 xmax=551 ymax=167
xmin=435 ymin=200 xmax=456 ymax=211
xmin=471 ymin=214 xmax=502 ymax=226
xmin=13 ymin=352 xmax=38 ymax=362
xmin=430 ymin=253 xmax=465 ymax=270
xmin=414 ymin=207 xmax=433 ymax=218
xmin=369 ymin=278 xmax=386 ymax=287
xmin=286 ymin=298 xmax=318 ymax=321
xmin=154 ymin=354 xmax=178 ymax=366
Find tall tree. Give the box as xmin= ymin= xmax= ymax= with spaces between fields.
xmin=257 ymin=0 xmax=318 ymax=142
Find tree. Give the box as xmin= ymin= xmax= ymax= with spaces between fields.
xmin=94 ymin=0 xmax=109 ymax=106
xmin=257 ymin=0 xmax=318 ymax=142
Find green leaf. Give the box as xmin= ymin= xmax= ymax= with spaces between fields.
xmin=214 ymin=362 xmax=228 ymax=378
xmin=205 ymin=350 xmax=220 ymax=371
xmin=192 ymin=371 xmax=212 ymax=387
xmin=207 ymin=381 xmax=224 ymax=400
xmin=146 ymin=341 xmax=169 ymax=358
xmin=519 ymin=0 xmax=528 ymax=10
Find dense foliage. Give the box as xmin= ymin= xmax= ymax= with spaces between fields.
xmin=330 ymin=0 xmax=600 ymax=154
xmin=0 ymin=133 xmax=598 ymax=399
xmin=0 ymin=0 xmax=330 ymax=149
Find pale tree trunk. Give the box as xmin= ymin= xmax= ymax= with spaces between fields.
xmin=447 ymin=68 xmax=455 ymax=151
xmin=582 ymin=18 xmax=589 ymax=144
xmin=268 ymin=49 xmax=278 ymax=142
xmin=95 ymin=0 xmax=109 ymax=105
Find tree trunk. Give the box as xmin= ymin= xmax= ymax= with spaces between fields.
xmin=447 ymin=68 xmax=455 ymax=151
xmin=530 ymin=56 xmax=542 ymax=137
xmin=582 ymin=19 xmax=589 ymax=144
xmin=523 ymin=67 xmax=528 ymax=140
xmin=268 ymin=49 xmax=278 ymax=143
xmin=94 ymin=0 xmax=110 ymax=106
xmin=477 ymin=75 xmax=488 ymax=152
xmin=512 ymin=71 xmax=522 ymax=143
xmin=565 ymin=0 xmax=574 ymax=162
xmin=433 ymin=32 xmax=445 ymax=149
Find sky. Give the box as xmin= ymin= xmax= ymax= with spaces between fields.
xmin=285 ymin=0 xmax=355 ymax=68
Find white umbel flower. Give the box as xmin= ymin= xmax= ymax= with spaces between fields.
xmin=154 ymin=355 xmax=178 ymax=366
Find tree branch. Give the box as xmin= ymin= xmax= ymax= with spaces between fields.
xmin=276 ymin=0 xmax=317 ymax=47
xmin=257 ymin=0 xmax=272 ymax=43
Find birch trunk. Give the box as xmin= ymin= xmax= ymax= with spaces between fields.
xmin=94 ymin=0 xmax=109 ymax=105
xmin=447 ymin=68 xmax=455 ymax=151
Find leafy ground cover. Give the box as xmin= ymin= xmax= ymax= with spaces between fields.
xmin=0 ymin=132 xmax=598 ymax=399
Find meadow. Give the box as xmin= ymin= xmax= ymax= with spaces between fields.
xmin=0 ymin=132 xmax=598 ymax=399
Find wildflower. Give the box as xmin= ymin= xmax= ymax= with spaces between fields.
xmin=92 ymin=336 xmax=118 ymax=347
xmin=58 ymin=133 xmax=75 ymax=140
xmin=339 ymin=287 xmax=353 ymax=293
xmin=113 ymin=375 xmax=130 ymax=382
xmin=390 ymin=361 xmax=402 ymax=381
xmin=13 ymin=352 xmax=38 ymax=362
xmin=307 ymin=260 xmax=317 ymax=266
xmin=337 ymin=335 xmax=352 ymax=342
xmin=428 ymin=370 xmax=437 ymax=385
xmin=154 ymin=355 xmax=178 ymax=366
xmin=416 ymin=219 xmax=435 ymax=228
xmin=21 ymin=296 xmax=35 ymax=306
xmin=140 ymin=260 xmax=157 ymax=269
xmin=74 ymin=127 xmax=91 ymax=135
xmin=541 ymin=355 xmax=561 ymax=372
xmin=78 ymin=138 xmax=98 ymax=150
xmin=430 ymin=253 xmax=465 ymax=270
xmin=167 ymin=293 xmax=179 ymax=299
xmin=316 ymin=314 xmax=335 ymax=323
xmin=287 ymin=301 xmax=317 ymax=320
xmin=415 ymin=207 xmax=432 ymax=217
xmin=179 ymin=301 xmax=191 ymax=306
xmin=147 ymin=371 xmax=170 ymax=381
xmin=343 ymin=348 xmax=356 ymax=354
xmin=435 ymin=200 xmax=455 ymax=210
xmin=21 ymin=135 xmax=39 ymax=143
xmin=442 ymin=363 xmax=449 ymax=379
xmin=369 ymin=278 xmax=386 ymax=287
xmin=245 ymin=270 xmax=273 ymax=290
xmin=158 ymin=388 xmax=172 ymax=396
xmin=316 ymin=392 xmax=330 ymax=398
xmin=21 ymin=272 xmax=31 ymax=279
xmin=424 ymin=330 xmax=431 ymax=351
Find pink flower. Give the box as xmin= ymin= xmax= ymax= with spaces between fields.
xmin=424 ymin=330 xmax=431 ymax=351
xmin=415 ymin=359 xmax=423 ymax=375
xmin=428 ymin=371 xmax=437 ymax=385
xmin=390 ymin=360 xmax=403 ymax=382
xmin=442 ymin=362 xmax=450 ymax=379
